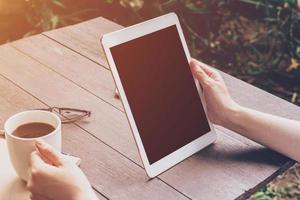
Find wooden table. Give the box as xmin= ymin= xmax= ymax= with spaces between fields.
xmin=0 ymin=17 xmax=300 ymax=200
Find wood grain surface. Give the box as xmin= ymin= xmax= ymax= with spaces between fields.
xmin=0 ymin=63 xmax=186 ymax=199
xmin=0 ymin=16 xmax=299 ymax=200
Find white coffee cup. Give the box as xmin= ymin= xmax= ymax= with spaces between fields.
xmin=4 ymin=110 xmax=62 ymax=181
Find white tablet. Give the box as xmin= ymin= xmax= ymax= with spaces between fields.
xmin=102 ymin=13 xmax=216 ymax=177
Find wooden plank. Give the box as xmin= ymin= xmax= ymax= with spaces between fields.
xmin=9 ymin=16 xmax=300 ymax=198
xmin=0 ymin=75 xmax=106 ymax=200
xmin=0 ymin=44 xmax=142 ymax=166
xmin=11 ymin=34 xmax=123 ymax=111
xmin=14 ymin=32 xmax=300 ymax=149
xmin=0 ymin=37 xmax=294 ymax=199
xmin=96 ymin=191 xmax=107 ymax=200
xmin=43 ymin=17 xmax=300 ymax=147
xmin=12 ymin=30 xmax=300 ymax=150
xmin=160 ymin=132 xmax=292 ymax=200
xmin=0 ymin=72 xmax=187 ymax=199
xmin=44 ymin=17 xmax=122 ymax=68
xmin=63 ymin=124 xmax=187 ymax=200
xmin=42 ymin=14 xmax=300 ymax=162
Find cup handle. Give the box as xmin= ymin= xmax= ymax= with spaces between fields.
xmin=0 ymin=130 xmax=5 ymax=139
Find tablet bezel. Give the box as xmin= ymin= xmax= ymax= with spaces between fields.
xmin=102 ymin=12 xmax=216 ymax=177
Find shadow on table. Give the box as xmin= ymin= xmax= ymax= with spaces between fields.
xmin=196 ymin=138 xmax=291 ymax=167
xmin=227 ymin=147 xmax=290 ymax=166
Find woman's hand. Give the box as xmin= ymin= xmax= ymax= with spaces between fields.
xmin=190 ymin=58 xmax=300 ymax=162
xmin=189 ymin=58 xmax=240 ymax=126
xmin=27 ymin=140 xmax=99 ymax=200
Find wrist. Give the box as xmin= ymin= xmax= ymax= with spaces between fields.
xmin=221 ymin=103 xmax=245 ymax=129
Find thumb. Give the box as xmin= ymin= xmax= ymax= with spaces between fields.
xmin=190 ymin=59 xmax=211 ymax=87
xmin=30 ymin=151 xmax=47 ymax=169
xmin=28 ymin=151 xmax=49 ymax=190
xmin=35 ymin=140 xmax=63 ymax=167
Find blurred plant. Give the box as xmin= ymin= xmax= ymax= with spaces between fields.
xmin=108 ymin=0 xmax=300 ymax=105
xmin=216 ymin=0 xmax=300 ymax=104
xmin=24 ymin=0 xmax=64 ymax=36
xmin=15 ymin=0 xmax=300 ymax=104
xmin=250 ymin=183 xmax=300 ymax=200
xmin=119 ymin=0 xmax=144 ymax=11
xmin=250 ymin=163 xmax=300 ymax=200
xmin=245 ymin=0 xmax=300 ymax=68
xmin=24 ymin=0 xmax=99 ymax=36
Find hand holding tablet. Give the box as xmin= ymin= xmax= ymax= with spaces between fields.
xmin=102 ymin=13 xmax=216 ymax=177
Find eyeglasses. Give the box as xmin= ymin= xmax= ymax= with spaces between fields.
xmin=36 ymin=107 xmax=91 ymax=124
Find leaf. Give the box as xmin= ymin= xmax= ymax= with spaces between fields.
xmin=185 ymin=3 xmax=208 ymax=14
xmin=251 ymin=191 xmax=273 ymax=200
xmin=51 ymin=15 xmax=59 ymax=29
xmin=23 ymin=30 xmax=38 ymax=38
xmin=51 ymin=0 xmax=65 ymax=8
xmin=286 ymin=57 xmax=299 ymax=72
xmin=263 ymin=17 xmax=277 ymax=22
xmin=296 ymin=46 xmax=300 ymax=54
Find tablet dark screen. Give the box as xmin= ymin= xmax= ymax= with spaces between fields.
xmin=110 ymin=25 xmax=210 ymax=164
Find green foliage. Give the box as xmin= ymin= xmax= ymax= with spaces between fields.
xmin=24 ymin=0 xmax=98 ymax=36
xmin=250 ymin=163 xmax=300 ymax=200
xmin=24 ymin=0 xmax=64 ymax=36
xmin=250 ymin=183 xmax=300 ymax=200
xmin=21 ymin=0 xmax=300 ymax=105
xmin=249 ymin=0 xmax=300 ymax=60
xmin=113 ymin=0 xmax=300 ymax=105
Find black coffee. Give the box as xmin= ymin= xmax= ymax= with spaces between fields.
xmin=12 ymin=122 xmax=55 ymax=138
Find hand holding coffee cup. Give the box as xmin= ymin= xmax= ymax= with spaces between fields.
xmin=4 ymin=110 xmax=62 ymax=181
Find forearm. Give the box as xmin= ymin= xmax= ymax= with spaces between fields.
xmin=224 ymin=105 xmax=300 ymax=162
xmin=190 ymin=59 xmax=300 ymax=161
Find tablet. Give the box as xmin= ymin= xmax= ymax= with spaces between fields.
xmin=102 ymin=13 xmax=216 ymax=177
